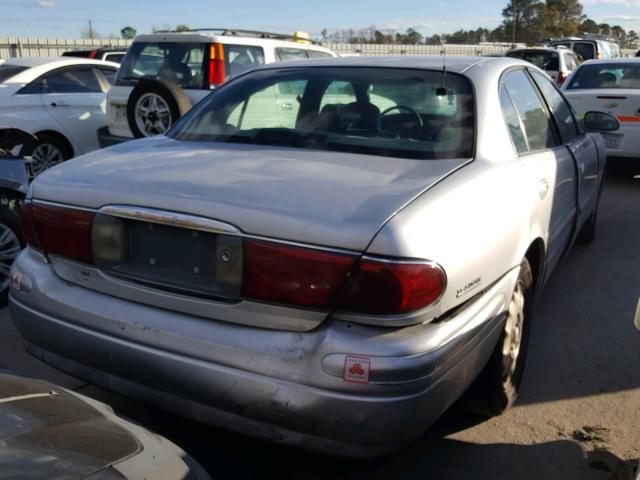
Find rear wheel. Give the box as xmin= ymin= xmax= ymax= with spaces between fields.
xmin=460 ymin=258 xmax=534 ymax=417
xmin=0 ymin=206 xmax=23 ymax=305
xmin=25 ymin=133 xmax=71 ymax=177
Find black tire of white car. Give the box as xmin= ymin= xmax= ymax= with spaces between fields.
xmin=127 ymin=79 xmax=192 ymax=138
xmin=0 ymin=206 xmax=23 ymax=306
xmin=23 ymin=133 xmax=71 ymax=177
xmin=460 ymin=258 xmax=534 ymax=417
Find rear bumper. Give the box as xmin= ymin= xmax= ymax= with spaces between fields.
xmin=97 ymin=126 xmax=130 ymax=148
xmin=9 ymin=249 xmax=517 ymax=457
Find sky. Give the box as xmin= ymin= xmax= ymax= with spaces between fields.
xmin=0 ymin=0 xmax=639 ymax=39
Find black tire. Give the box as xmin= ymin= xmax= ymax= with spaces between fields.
xmin=459 ymin=258 xmax=534 ymax=417
xmin=22 ymin=133 xmax=72 ymax=177
xmin=0 ymin=206 xmax=24 ymax=306
xmin=127 ymin=79 xmax=192 ymax=138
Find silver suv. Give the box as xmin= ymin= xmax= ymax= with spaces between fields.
xmin=98 ymin=29 xmax=335 ymax=145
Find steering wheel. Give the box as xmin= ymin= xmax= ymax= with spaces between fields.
xmin=380 ymin=105 xmax=424 ymax=130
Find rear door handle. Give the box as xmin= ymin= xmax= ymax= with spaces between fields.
xmin=50 ymin=101 xmax=69 ymax=107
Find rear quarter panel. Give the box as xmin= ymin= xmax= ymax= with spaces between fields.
xmin=366 ymin=61 xmax=554 ymax=316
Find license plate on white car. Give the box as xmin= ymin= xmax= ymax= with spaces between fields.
xmin=603 ymin=134 xmax=622 ymax=150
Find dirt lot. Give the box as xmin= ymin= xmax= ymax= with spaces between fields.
xmin=1 ymin=157 xmax=639 ymax=479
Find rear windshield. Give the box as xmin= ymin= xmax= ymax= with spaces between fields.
xmin=169 ymin=67 xmax=475 ymax=160
xmin=567 ymin=63 xmax=640 ymax=89
xmin=507 ymin=50 xmax=559 ymax=71
xmin=0 ymin=65 xmax=28 ymax=83
xmin=116 ymin=42 xmax=207 ymax=89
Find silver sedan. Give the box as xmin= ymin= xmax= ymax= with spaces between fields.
xmin=9 ymin=55 xmax=618 ymax=457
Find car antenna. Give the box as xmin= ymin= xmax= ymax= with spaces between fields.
xmin=437 ymin=35 xmax=447 ymax=97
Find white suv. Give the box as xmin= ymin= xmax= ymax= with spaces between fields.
xmin=98 ymin=29 xmax=336 ymax=146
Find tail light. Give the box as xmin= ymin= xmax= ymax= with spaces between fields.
xmin=208 ymin=43 xmax=225 ymax=88
xmin=337 ymin=258 xmax=446 ymax=315
xmin=557 ymin=71 xmax=567 ymax=85
xmin=242 ymin=239 xmax=356 ymax=309
xmin=87 ymin=49 xmax=98 ymax=59
xmin=22 ymin=202 xmax=94 ymax=264
xmin=596 ymin=52 xmax=602 ymax=60
xmin=242 ymin=239 xmax=446 ymax=315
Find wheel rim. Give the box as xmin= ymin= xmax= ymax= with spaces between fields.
xmin=0 ymin=223 xmax=21 ymax=293
xmin=135 ymin=93 xmax=172 ymax=136
xmin=502 ymin=279 xmax=525 ymax=386
xmin=31 ymin=143 xmax=65 ymax=176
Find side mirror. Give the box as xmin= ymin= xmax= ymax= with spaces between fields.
xmin=583 ymin=111 xmax=620 ymax=132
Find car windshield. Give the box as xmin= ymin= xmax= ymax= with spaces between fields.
xmin=169 ymin=67 xmax=475 ymax=160
xmin=0 ymin=64 xmax=28 ymax=83
xmin=116 ymin=42 xmax=206 ymax=89
xmin=507 ymin=50 xmax=559 ymax=71
xmin=567 ymin=63 xmax=640 ymax=89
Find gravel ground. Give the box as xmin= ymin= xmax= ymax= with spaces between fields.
xmin=1 ymin=157 xmax=638 ymax=479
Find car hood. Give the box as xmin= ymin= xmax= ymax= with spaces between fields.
xmin=32 ymin=137 xmax=470 ymax=251
xmin=0 ymin=373 xmax=141 ymax=479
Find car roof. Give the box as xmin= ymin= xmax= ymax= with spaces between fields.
xmin=508 ymin=46 xmax=567 ymax=53
xmin=1 ymin=57 xmax=119 ymax=84
xmin=579 ymin=58 xmax=640 ymax=66
xmin=250 ymin=55 xmax=528 ymax=74
xmin=132 ymin=32 xmax=335 ymax=54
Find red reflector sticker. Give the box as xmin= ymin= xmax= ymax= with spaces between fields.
xmin=344 ymin=355 xmax=371 ymax=384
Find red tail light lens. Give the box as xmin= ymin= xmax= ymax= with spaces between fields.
xmin=20 ymin=202 xmax=41 ymax=250
xmin=26 ymin=203 xmax=95 ymax=264
xmin=208 ymin=43 xmax=225 ymax=88
xmin=87 ymin=49 xmax=98 ymax=59
xmin=337 ymin=258 xmax=446 ymax=315
xmin=242 ymin=239 xmax=356 ymax=309
xmin=557 ymin=71 xmax=567 ymax=85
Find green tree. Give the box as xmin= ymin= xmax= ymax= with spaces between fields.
xmin=120 ymin=26 xmax=136 ymax=39
xmin=176 ymin=24 xmax=190 ymax=32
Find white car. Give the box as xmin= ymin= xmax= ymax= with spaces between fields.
xmin=99 ymin=28 xmax=336 ymax=145
xmin=506 ymin=46 xmax=580 ymax=85
xmin=0 ymin=57 xmax=118 ymax=174
xmin=562 ymin=58 xmax=640 ymax=158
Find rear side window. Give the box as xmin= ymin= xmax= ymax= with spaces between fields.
xmin=308 ymin=50 xmax=334 ymax=59
xmin=45 ymin=67 xmax=103 ymax=93
xmin=276 ymin=48 xmax=309 ymax=61
xmin=97 ymin=67 xmax=117 ymax=85
xmin=116 ymin=42 xmax=206 ymax=89
xmin=224 ymin=45 xmax=265 ymax=79
xmin=499 ymin=84 xmax=528 ymax=154
xmin=502 ymin=69 xmax=557 ymax=152
xmin=0 ymin=65 xmax=28 ymax=83
xmin=572 ymin=42 xmax=595 ymax=61
xmin=530 ymin=70 xmax=579 ymax=143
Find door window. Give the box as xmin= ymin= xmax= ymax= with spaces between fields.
xmin=530 ymin=70 xmax=579 ymax=143
xmin=45 ymin=67 xmax=103 ymax=93
xmin=499 ymin=84 xmax=528 ymax=154
xmin=502 ymin=69 xmax=557 ymax=152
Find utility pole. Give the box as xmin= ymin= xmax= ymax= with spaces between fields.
xmin=88 ymin=20 xmax=94 ymax=39
xmin=511 ymin=0 xmax=517 ymax=47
